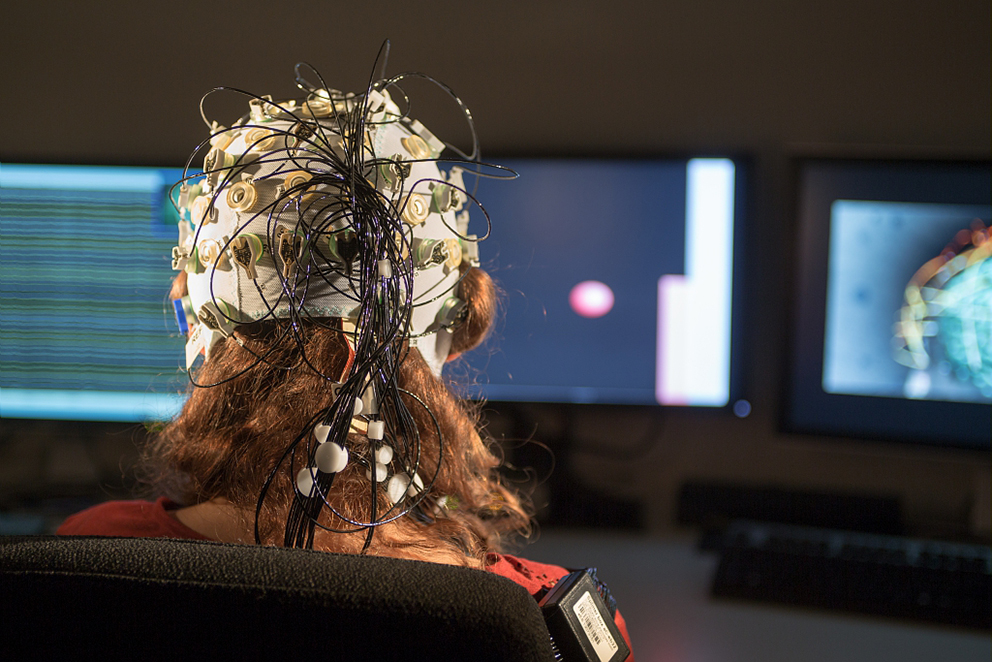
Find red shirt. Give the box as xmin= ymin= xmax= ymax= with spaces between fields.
xmin=58 ymin=497 xmax=211 ymax=541
xmin=59 ymin=498 xmax=635 ymax=659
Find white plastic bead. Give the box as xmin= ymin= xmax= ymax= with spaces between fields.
xmin=367 ymin=420 xmax=385 ymax=440
xmin=366 ymin=461 xmax=388 ymax=482
xmin=315 ymin=442 xmax=349 ymax=474
xmin=353 ymin=398 xmax=364 ymax=416
xmin=313 ymin=423 xmax=331 ymax=444
xmin=407 ymin=472 xmax=424 ymax=497
xmin=386 ymin=474 xmax=410 ymax=504
xmin=296 ymin=467 xmax=316 ymax=495
xmin=375 ymin=444 xmax=393 ymax=465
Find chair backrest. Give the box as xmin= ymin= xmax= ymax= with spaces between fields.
xmin=0 ymin=535 xmax=555 ymax=661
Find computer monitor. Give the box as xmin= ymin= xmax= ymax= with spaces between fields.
xmin=460 ymin=157 xmax=747 ymax=408
xmin=1 ymin=164 xmax=187 ymax=422
xmin=784 ymin=157 xmax=991 ymax=449
xmin=0 ymin=157 xmax=747 ymax=422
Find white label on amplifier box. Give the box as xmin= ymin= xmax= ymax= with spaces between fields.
xmin=572 ymin=590 xmax=619 ymax=662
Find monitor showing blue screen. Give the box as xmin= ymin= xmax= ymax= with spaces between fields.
xmin=0 ymin=158 xmax=745 ymax=422
xmin=461 ymin=157 xmax=745 ymax=407
xmin=785 ymin=157 xmax=991 ymax=449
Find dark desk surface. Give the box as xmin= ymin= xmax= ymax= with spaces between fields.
xmin=525 ymin=530 xmax=991 ymax=662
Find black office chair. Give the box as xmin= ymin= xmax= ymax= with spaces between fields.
xmin=0 ymin=535 xmax=556 ymax=661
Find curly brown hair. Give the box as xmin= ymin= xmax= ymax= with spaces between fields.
xmin=145 ymin=267 xmax=531 ymax=567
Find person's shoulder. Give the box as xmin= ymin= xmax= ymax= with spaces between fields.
xmin=484 ymin=553 xmax=570 ymax=597
xmin=56 ymin=497 xmax=201 ymax=539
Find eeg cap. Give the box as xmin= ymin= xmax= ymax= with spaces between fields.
xmin=172 ymin=87 xmax=478 ymax=375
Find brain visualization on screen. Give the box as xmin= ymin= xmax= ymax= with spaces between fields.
xmin=786 ymin=158 xmax=991 ymax=449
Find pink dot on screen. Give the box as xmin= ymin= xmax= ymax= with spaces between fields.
xmin=569 ymin=280 xmax=615 ymax=318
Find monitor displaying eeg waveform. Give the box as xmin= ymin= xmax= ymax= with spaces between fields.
xmin=0 ymin=165 xmax=187 ymax=421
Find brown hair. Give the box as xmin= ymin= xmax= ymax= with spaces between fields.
xmin=145 ymin=267 xmax=531 ymax=567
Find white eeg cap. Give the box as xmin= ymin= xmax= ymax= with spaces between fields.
xmin=172 ymin=88 xmax=475 ymax=376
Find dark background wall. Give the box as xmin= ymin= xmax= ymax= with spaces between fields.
xmin=1 ymin=1 xmax=989 ymax=536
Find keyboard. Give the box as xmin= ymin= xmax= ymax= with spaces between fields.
xmin=710 ymin=520 xmax=991 ymax=630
